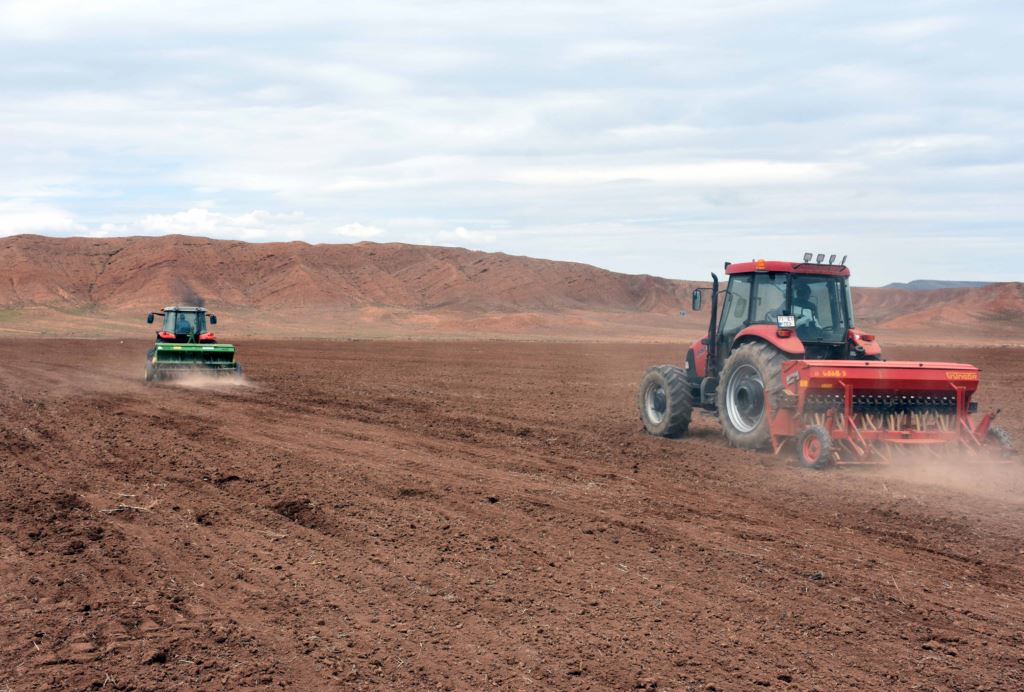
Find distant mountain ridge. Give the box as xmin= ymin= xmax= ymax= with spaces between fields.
xmin=0 ymin=234 xmax=1021 ymax=342
xmin=853 ymin=281 xmax=1024 ymax=342
xmin=0 ymin=232 xmax=695 ymax=313
xmin=882 ymin=280 xmax=991 ymax=291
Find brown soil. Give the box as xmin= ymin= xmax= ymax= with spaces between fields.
xmin=2 ymin=340 xmax=1023 ymax=689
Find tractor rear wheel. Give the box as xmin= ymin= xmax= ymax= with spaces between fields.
xmin=716 ymin=341 xmax=786 ymax=450
xmin=639 ymin=365 xmax=693 ymax=438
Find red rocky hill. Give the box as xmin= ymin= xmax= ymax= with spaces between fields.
xmin=0 ymin=234 xmax=1019 ymax=343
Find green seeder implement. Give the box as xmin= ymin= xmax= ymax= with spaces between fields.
xmin=146 ymin=343 xmax=241 ymax=380
xmin=144 ymin=306 xmax=243 ymax=382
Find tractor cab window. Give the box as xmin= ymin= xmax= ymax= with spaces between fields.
xmin=790 ymin=275 xmax=849 ymax=343
xmin=719 ymin=274 xmax=753 ymax=336
xmin=164 ymin=311 xmax=205 ymax=335
xmin=751 ymin=272 xmax=788 ymax=323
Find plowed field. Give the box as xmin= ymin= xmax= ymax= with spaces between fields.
xmin=2 ymin=340 xmax=1023 ymax=690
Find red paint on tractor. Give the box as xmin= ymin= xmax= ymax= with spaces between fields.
xmin=690 ymin=339 xmax=709 ymax=378
xmin=848 ymin=329 xmax=882 ymax=358
xmin=734 ymin=324 xmax=806 ymax=356
xmin=726 ymin=260 xmax=850 ymax=277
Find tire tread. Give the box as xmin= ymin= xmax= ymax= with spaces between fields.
xmin=639 ymin=365 xmax=694 ymax=438
xmin=716 ymin=341 xmax=787 ymax=449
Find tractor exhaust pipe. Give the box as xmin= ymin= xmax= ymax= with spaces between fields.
xmin=707 ymin=273 xmax=719 ymax=375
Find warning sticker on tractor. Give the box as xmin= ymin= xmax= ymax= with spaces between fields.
xmin=946 ymin=371 xmax=978 ymax=381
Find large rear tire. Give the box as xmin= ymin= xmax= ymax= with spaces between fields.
xmin=716 ymin=341 xmax=787 ymax=449
xmin=639 ymin=365 xmax=693 ymax=438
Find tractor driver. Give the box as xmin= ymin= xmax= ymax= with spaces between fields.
xmin=175 ymin=313 xmax=194 ymax=334
xmin=793 ymin=282 xmax=822 ymax=333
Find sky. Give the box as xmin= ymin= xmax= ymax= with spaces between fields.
xmin=1 ymin=0 xmax=1021 ymax=286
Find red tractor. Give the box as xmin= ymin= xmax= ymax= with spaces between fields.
xmin=639 ymin=256 xmax=1014 ymax=468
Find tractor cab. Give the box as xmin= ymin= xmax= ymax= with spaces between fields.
xmin=715 ymin=258 xmax=857 ymax=361
xmin=687 ymin=255 xmax=880 ymax=384
xmin=147 ymin=306 xmax=218 ymax=344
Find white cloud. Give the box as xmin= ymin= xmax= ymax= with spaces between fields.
xmin=0 ymin=201 xmax=85 ymax=235
xmin=86 ymin=222 xmax=130 ymax=238
xmin=851 ymin=17 xmax=963 ymax=42
xmin=564 ymin=40 xmax=670 ymax=64
xmin=502 ymin=161 xmax=849 ymax=186
xmin=607 ymin=123 xmax=704 ymax=140
xmin=807 ymin=64 xmax=910 ymax=94
xmin=0 ymin=0 xmax=821 ymax=42
xmin=139 ymin=208 xmax=307 ymax=240
xmin=842 ymin=133 xmax=997 ymax=161
xmin=336 ymin=223 xmax=385 ymax=238
xmin=437 ymin=227 xmax=497 ymax=244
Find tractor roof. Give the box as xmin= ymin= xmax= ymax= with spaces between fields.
xmin=162 ymin=306 xmax=207 ymax=312
xmin=726 ymin=260 xmax=850 ymax=277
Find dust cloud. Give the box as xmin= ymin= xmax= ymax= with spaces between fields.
xmin=869 ymin=453 xmax=1024 ymax=504
xmin=162 ymin=371 xmax=254 ymax=390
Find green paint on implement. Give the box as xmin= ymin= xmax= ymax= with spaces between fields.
xmin=147 ymin=343 xmax=240 ymax=380
xmin=152 ymin=342 xmax=236 ymax=364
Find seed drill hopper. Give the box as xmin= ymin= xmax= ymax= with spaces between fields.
xmin=144 ymin=306 xmax=242 ymax=381
xmin=639 ymin=255 xmax=1014 ymax=468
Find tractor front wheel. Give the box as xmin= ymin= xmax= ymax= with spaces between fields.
xmin=716 ymin=342 xmax=786 ymax=450
xmin=639 ymin=365 xmax=693 ymax=438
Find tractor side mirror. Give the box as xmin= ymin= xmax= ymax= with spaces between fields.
xmin=691 ymin=289 xmax=703 ymax=311
xmin=146 ymin=313 xmax=154 ymax=324
xmin=209 ymin=314 xmax=217 ymax=325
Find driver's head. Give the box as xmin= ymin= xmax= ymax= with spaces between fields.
xmin=796 ymin=284 xmax=811 ymax=302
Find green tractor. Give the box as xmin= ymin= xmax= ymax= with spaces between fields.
xmin=144 ymin=306 xmax=242 ymax=382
